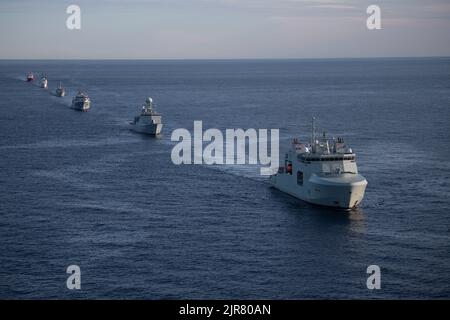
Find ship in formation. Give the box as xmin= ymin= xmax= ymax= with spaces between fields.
xmin=269 ymin=118 xmax=367 ymax=209
xmin=23 ymin=72 xmax=368 ymax=210
xmin=71 ymin=90 xmax=90 ymax=111
xmin=56 ymin=82 xmax=65 ymax=97
xmin=26 ymin=72 xmax=34 ymax=82
xmin=40 ymin=75 xmax=48 ymax=89
xmin=130 ymin=97 xmax=163 ymax=135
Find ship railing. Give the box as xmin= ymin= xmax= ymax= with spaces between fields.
xmin=298 ymin=154 xmax=355 ymax=162
xmin=319 ymin=171 xmax=357 ymax=176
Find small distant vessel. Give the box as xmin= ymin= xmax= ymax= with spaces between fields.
xmin=55 ymin=82 xmax=65 ymax=97
xmin=130 ymin=97 xmax=162 ymax=135
xmin=269 ymin=118 xmax=367 ymax=210
xmin=40 ymin=75 xmax=48 ymax=89
xmin=26 ymin=72 xmax=34 ymax=82
xmin=71 ymin=91 xmax=90 ymax=111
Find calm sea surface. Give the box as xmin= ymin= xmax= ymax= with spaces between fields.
xmin=0 ymin=58 xmax=449 ymax=298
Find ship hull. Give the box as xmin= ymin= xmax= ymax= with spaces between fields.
xmin=130 ymin=123 xmax=162 ymax=135
xmin=270 ymin=173 xmax=367 ymax=210
xmin=26 ymin=78 xmax=33 ymax=82
xmin=71 ymin=101 xmax=90 ymax=112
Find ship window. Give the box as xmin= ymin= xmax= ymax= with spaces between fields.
xmin=297 ymin=171 xmax=303 ymax=185
xmin=286 ymin=162 xmax=293 ymax=175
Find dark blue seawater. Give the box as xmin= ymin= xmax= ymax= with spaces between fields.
xmin=0 ymin=58 xmax=449 ymax=299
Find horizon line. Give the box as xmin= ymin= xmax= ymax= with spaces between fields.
xmin=1 ymin=55 xmax=449 ymax=61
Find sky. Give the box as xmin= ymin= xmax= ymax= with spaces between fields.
xmin=0 ymin=0 xmax=449 ymax=59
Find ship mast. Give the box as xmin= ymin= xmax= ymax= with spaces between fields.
xmin=311 ymin=117 xmax=316 ymax=151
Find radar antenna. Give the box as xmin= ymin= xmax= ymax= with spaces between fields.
xmin=311 ymin=117 xmax=316 ymax=145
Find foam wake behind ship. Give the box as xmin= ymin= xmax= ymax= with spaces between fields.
xmin=270 ymin=118 xmax=367 ymax=209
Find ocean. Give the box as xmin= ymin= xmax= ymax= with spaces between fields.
xmin=0 ymin=58 xmax=449 ymax=299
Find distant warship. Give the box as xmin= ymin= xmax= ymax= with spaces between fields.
xmin=40 ymin=75 xmax=48 ymax=89
xmin=71 ymin=91 xmax=90 ymax=111
xmin=26 ymin=72 xmax=34 ymax=82
xmin=130 ymin=97 xmax=162 ymax=135
xmin=55 ymin=82 xmax=65 ymax=97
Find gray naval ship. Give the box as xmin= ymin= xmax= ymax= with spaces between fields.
xmin=71 ymin=91 xmax=90 ymax=111
xmin=130 ymin=97 xmax=162 ymax=135
xmin=40 ymin=75 xmax=48 ymax=89
xmin=270 ymin=118 xmax=368 ymax=209
xmin=55 ymin=82 xmax=65 ymax=97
